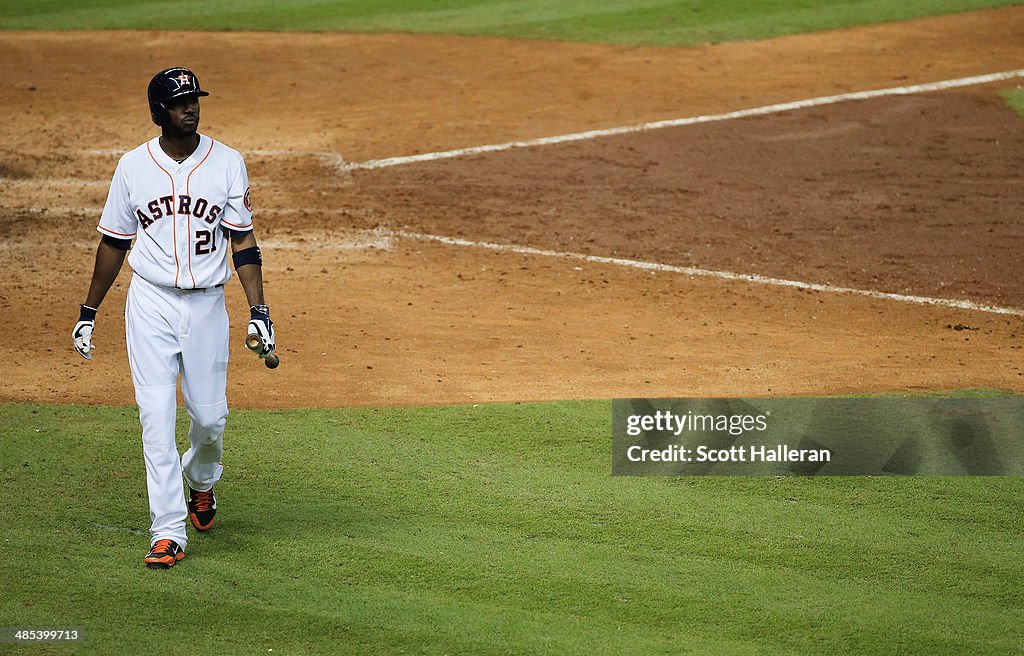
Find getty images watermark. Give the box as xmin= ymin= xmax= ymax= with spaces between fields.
xmin=612 ymin=398 xmax=1024 ymax=476
xmin=624 ymin=409 xmax=830 ymax=465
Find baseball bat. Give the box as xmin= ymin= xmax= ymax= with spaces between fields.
xmin=245 ymin=333 xmax=280 ymax=369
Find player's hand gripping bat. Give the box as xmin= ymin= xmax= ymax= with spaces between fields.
xmin=245 ymin=333 xmax=280 ymax=369
xmin=246 ymin=304 xmax=278 ymax=368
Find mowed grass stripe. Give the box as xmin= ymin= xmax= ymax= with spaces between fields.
xmin=0 ymin=0 xmax=1020 ymax=45
xmin=1 ymin=402 xmax=1022 ymax=654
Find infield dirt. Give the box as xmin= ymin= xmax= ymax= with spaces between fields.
xmin=1 ymin=7 xmax=1022 ymax=407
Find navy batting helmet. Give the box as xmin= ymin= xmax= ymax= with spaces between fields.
xmin=148 ymin=67 xmax=210 ymax=125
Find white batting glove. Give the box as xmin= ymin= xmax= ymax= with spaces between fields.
xmin=247 ymin=305 xmax=275 ymax=356
xmin=73 ymin=305 xmax=98 ymax=360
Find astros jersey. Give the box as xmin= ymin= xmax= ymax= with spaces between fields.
xmin=98 ymin=134 xmax=253 ymax=289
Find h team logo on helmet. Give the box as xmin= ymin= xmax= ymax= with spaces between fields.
xmin=148 ymin=67 xmax=210 ymax=125
xmin=171 ymin=72 xmax=193 ymax=90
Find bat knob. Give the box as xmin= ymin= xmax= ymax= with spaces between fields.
xmin=265 ymin=354 xmax=280 ymax=369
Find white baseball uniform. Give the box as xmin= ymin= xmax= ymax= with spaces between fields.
xmin=99 ymin=133 xmax=253 ymax=548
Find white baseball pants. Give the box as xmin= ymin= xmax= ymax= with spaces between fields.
xmin=126 ymin=274 xmax=229 ymax=548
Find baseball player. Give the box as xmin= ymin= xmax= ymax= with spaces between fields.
xmin=72 ymin=67 xmax=276 ymax=569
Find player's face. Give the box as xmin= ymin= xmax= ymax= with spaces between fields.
xmin=163 ymin=94 xmax=201 ymax=135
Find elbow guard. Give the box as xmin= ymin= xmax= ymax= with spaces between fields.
xmin=232 ymin=246 xmax=262 ymax=269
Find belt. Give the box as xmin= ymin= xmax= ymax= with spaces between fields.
xmin=178 ymin=283 xmax=225 ymax=293
xmin=135 ymin=274 xmax=225 ymax=293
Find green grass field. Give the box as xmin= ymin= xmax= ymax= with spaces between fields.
xmin=1003 ymin=86 xmax=1024 ymax=116
xmin=2 ymin=402 xmax=1022 ymax=655
xmin=0 ymin=0 xmax=1020 ymax=44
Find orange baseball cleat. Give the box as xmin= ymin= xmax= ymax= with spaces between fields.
xmin=187 ymin=486 xmax=217 ymax=532
xmin=144 ymin=539 xmax=185 ymax=569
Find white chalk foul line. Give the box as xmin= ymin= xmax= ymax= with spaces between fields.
xmin=381 ymin=229 xmax=1024 ymax=317
xmin=60 ymin=68 xmax=1024 ymax=172
xmin=346 ymin=69 xmax=1024 ymax=171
